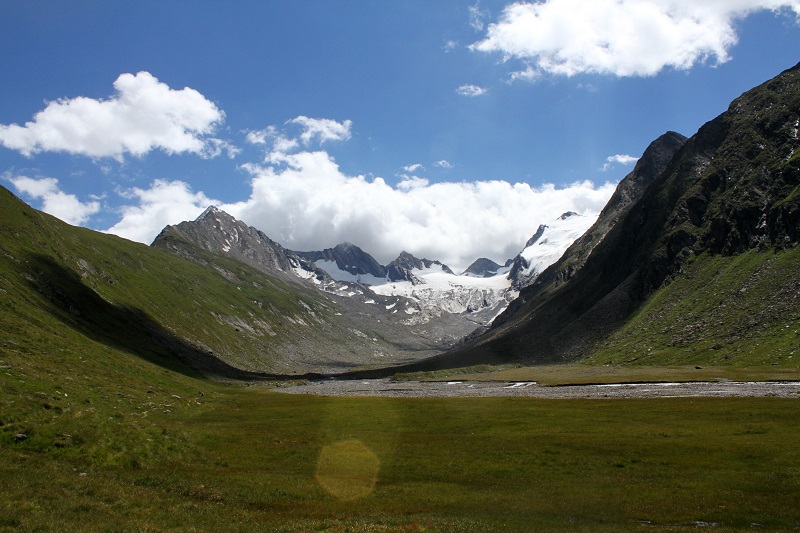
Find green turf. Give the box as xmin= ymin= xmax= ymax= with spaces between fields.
xmin=4 ymin=349 xmax=800 ymax=532
xmin=584 ymin=248 xmax=800 ymax=368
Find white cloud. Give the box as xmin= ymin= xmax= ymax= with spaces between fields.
xmin=471 ymin=0 xmax=800 ymax=78
xmin=6 ymin=174 xmax=100 ymax=225
xmin=469 ymin=3 xmax=488 ymax=31
xmin=221 ymin=150 xmax=615 ymax=271
xmin=433 ymin=160 xmax=455 ymax=169
xmin=456 ymin=84 xmax=488 ymax=97
xmin=397 ymin=176 xmax=430 ymax=191
xmin=403 ymin=163 xmax=424 ymax=173
xmin=443 ymin=39 xmax=459 ymax=52
xmin=248 ymin=116 xmax=352 ymax=165
xmin=287 ymin=116 xmax=352 ymax=146
xmin=105 ymin=179 xmax=217 ymax=243
xmin=0 ymin=72 xmax=226 ymax=160
xmin=602 ymin=154 xmax=639 ymax=171
xmin=103 ymin=117 xmax=617 ymax=270
xmin=203 ymin=138 xmax=241 ymax=159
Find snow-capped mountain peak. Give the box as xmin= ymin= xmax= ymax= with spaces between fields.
xmin=508 ymin=212 xmax=597 ymax=290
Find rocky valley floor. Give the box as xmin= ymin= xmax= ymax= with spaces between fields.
xmin=273 ymin=377 xmax=800 ymax=399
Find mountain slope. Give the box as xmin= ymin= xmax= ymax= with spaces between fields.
xmin=507 ymin=211 xmax=599 ymax=289
xmin=507 ymin=131 xmax=687 ymax=302
xmin=153 ymin=211 xmax=490 ymax=357
xmin=0 ymin=185 xmax=440 ymax=375
xmin=430 ymin=62 xmax=800 ymax=368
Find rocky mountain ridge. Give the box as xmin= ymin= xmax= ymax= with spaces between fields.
xmin=428 ymin=61 xmax=800 ymax=369
xmin=154 ymin=204 xmax=598 ymax=334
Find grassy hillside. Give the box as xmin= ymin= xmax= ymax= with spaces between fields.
xmin=0 ymin=185 xmax=423 ymax=376
xmin=584 ymin=247 xmax=800 ymax=367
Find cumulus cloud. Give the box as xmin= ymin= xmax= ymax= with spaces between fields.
xmin=104 ymin=118 xmax=617 ymax=269
xmin=602 ymin=154 xmax=639 ymax=171
xmin=0 ymin=72 xmax=226 ymax=160
xmin=456 ymin=84 xmax=488 ymax=97
xmin=433 ymin=160 xmax=455 ymax=169
xmin=6 ymin=174 xmax=100 ymax=225
xmin=397 ymin=176 xmax=430 ymax=191
xmin=471 ymin=0 xmax=800 ymax=78
xmin=403 ymin=163 xmax=424 ymax=173
xmin=287 ymin=116 xmax=352 ymax=146
xmin=105 ymin=179 xmax=218 ymax=243
xmin=223 ymin=152 xmax=614 ymax=270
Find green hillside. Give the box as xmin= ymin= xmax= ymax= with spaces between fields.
xmin=0 ymin=185 xmax=347 ymax=378
xmin=585 ymin=248 xmax=800 ymax=367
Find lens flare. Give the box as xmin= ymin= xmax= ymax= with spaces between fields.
xmin=316 ymin=439 xmax=380 ymax=501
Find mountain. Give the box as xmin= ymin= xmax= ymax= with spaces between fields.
xmin=386 ymin=251 xmax=455 ymax=284
xmin=153 ymin=202 xmax=604 ymax=339
xmin=296 ymin=242 xmax=386 ymax=282
xmin=153 ymin=206 xmax=326 ymax=282
xmin=507 ymin=211 xmax=597 ymax=290
xmin=511 ymin=131 xmax=688 ymax=300
xmin=462 ymin=257 xmax=505 ymax=278
xmin=152 ymin=211 xmax=512 ymax=351
xmin=431 ymin=61 xmax=800 ymax=369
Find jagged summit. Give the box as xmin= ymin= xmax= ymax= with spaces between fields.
xmin=507 ymin=212 xmax=596 ymax=290
xmin=196 ymin=205 xmax=223 ymax=221
xmin=386 ymin=251 xmax=454 ymax=283
xmin=461 ymin=257 xmax=504 ymax=278
xmin=296 ymin=242 xmax=386 ymax=279
xmin=153 ymin=205 xmax=296 ymax=274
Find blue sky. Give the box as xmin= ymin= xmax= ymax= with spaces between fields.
xmin=2 ymin=1 xmax=800 ymax=269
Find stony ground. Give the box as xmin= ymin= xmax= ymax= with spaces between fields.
xmin=273 ymin=378 xmax=800 ymax=399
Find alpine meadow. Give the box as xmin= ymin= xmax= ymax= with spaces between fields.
xmin=2 ymin=2 xmax=800 ymax=531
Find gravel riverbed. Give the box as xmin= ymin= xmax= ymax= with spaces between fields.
xmin=273 ymin=378 xmax=800 ymax=399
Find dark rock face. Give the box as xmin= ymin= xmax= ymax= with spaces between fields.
xmin=506 ymin=226 xmax=545 ymax=289
xmin=153 ymin=206 xmax=292 ymax=272
xmin=296 ymin=242 xmax=386 ymax=279
xmin=385 ymin=251 xmax=454 ymax=283
xmin=152 ymin=206 xmax=327 ymax=282
xmin=516 ymin=131 xmax=688 ymax=298
xmin=461 ymin=257 xmax=503 ymax=277
xmin=440 ymin=62 xmax=800 ymax=367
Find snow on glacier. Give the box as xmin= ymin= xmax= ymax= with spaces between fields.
xmin=303 ymin=212 xmax=596 ymax=321
xmin=518 ymin=212 xmax=597 ymax=278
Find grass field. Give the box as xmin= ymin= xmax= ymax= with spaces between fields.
xmin=3 ymin=186 xmax=800 ymax=531
xmin=3 ymin=370 xmax=800 ymax=531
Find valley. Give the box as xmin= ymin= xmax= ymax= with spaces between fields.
xmin=1 ymin=58 xmax=800 ymax=532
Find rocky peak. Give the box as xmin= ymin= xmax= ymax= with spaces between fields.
xmin=297 ymin=243 xmax=386 ymax=279
xmin=386 ymin=251 xmax=454 ymax=283
xmin=152 ymin=206 xmax=295 ymax=274
xmin=461 ymin=257 xmax=503 ymax=278
xmin=524 ymin=224 xmax=548 ymax=248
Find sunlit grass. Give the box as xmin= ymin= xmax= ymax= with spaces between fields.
xmin=4 ymin=368 xmax=800 ymax=531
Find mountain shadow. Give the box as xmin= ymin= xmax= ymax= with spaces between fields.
xmin=24 ymin=254 xmax=325 ymax=381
